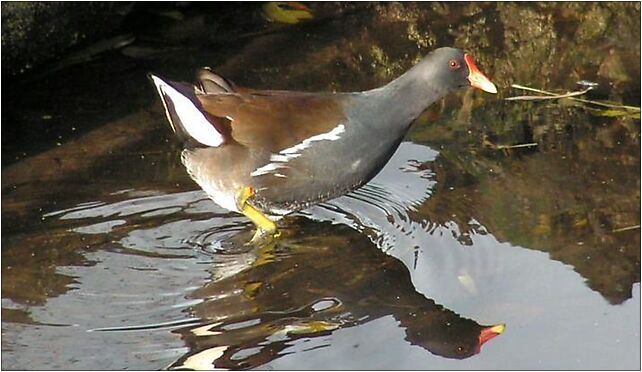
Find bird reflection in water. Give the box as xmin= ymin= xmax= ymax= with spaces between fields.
xmin=168 ymin=221 xmax=504 ymax=370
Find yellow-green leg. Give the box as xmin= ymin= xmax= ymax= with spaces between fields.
xmin=236 ymin=186 xmax=280 ymax=245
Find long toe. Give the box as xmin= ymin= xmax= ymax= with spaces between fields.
xmin=247 ymin=227 xmax=281 ymax=246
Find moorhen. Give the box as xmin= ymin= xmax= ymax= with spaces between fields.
xmin=150 ymin=47 xmax=497 ymax=243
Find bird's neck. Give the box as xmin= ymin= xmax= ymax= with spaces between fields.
xmin=363 ymin=62 xmax=448 ymax=130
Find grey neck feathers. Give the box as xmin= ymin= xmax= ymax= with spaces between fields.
xmin=362 ymin=60 xmax=450 ymax=130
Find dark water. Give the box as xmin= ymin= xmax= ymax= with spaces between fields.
xmin=2 ymin=2 xmax=640 ymax=370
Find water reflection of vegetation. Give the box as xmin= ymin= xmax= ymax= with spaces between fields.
xmin=408 ymin=85 xmax=639 ymax=304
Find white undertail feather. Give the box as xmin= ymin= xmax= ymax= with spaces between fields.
xmin=150 ymin=75 xmax=224 ymax=147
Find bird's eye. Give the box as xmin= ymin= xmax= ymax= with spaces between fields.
xmin=449 ymin=59 xmax=460 ymax=70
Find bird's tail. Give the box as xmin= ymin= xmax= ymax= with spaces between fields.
xmin=149 ymin=73 xmax=225 ymax=147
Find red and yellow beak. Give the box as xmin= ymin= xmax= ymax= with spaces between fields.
xmin=476 ymin=323 xmax=505 ymax=353
xmin=464 ymin=54 xmax=497 ymax=94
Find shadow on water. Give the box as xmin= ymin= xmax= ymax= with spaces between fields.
xmin=2 ymin=2 xmax=640 ymax=370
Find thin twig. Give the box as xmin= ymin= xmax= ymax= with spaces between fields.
xmin=505 ymin=87 xmax=593 ymax=101
xmin=492 ymin=142 xmax=539 ymax=149
xmin=611 ymin=224 xmax=641 ymax=233
xmin=510 ymin=84 xmax=641 ymax=112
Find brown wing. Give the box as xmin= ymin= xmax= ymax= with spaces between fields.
xmin=197 ymin=90 xmax=347 ymax=152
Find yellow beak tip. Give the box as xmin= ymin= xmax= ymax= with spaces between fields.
xmin=469 ymin=78 xmax=498 ymax=94
xmin=474 ymin=80 xmax=498 ymax=94
xmin=485 ymin=84 xmax=498 ymax=94
xmin=490 ymin=324 xmax=506 ymax=334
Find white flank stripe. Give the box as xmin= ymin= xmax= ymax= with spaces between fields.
xmin=150 ymin=75 xmax=223 ymax=147
xmin=250 ymin=162 xmax=287 ymax=177
xmin=270 ymin=153 xmax=299 ymax=162
xmin=250 ymin=124 xmax=345 ymax=177
xmin=280 ymin=124 xmax=345 ymax=154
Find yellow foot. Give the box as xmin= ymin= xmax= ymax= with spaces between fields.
xmin=248 ymin=227 xmax=281 ymax=246
xmin=236 ymin=186 xmax=280 ymax=246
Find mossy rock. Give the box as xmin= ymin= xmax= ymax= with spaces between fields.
xmin=1 ymin=2 xmax=133 ymax=77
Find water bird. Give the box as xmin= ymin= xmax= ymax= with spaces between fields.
xmin=150 ymin=47 xmax=497 ymax=244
